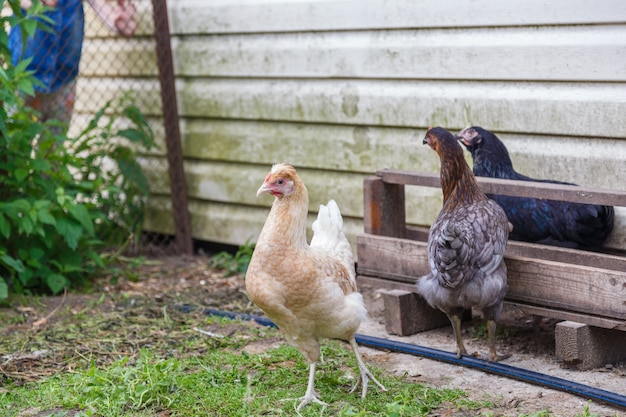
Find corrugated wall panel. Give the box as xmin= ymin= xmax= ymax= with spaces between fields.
xmin=174 ymin=26 xmax=626 ymax=82
xmin=171 ymin=0 xmax=626 ymax=34
xmin=177 ymin=79 xmax=626 ymax=138
xmin=144 ymin=197 xmax=366 ymax=249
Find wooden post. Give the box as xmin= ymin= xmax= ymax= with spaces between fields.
xmin=363 ymin=176 xmax=406 ymax=238
xmin=151 ymin=0 xmax=193 ymax=255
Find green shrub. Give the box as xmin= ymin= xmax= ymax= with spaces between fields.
xmin=209 ymin=241 xmax=256 ymax=277
xmin=0 ymin=2 xmax=155 ymax=300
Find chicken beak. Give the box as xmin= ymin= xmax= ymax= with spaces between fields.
xmin=457 ymin=134 xmax=471 ymax=147
xmin=256 ymin=182 xmax=270 ymax=197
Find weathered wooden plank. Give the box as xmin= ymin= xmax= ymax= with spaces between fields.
xmin=177 ymin=79 xmax=626 ymax=138
xmin=140 ymin=154 xmax=441 ymax=224
xmin=380 ymin=289 xmax=451 ymax=335
xmin=144 ymin=160 xmax=370 ymax=218
xmin=358 ymin=276 xmax=626 ymax=331
xmin=404 ymin=225 xmax=626 ymax=272
xmin=555 ymin=321 xmax=626 ymax=369
xmin=174 ymin=25 xmax=626 ymax=82
xmin=363 ymin=177 xmax=406 ymax=237
xmin=356 ymin=234 xmax=429 ymax=282
xmin=356 ymin=233 xmax=626 ymax=321
xmin=170 ymin=0 xmax=626 ymax=34
xmin=504 ymin=240 xmax=626 ymax=272
xmin=505 ymin=256 xmax=626 ymax=319
xmin=509 ymin=304 xmax=626 ymax=331
xmin=357 ymin=277 xmax=451 ymax=335
xmin=377 ymin=170 xmax=626 ymax=207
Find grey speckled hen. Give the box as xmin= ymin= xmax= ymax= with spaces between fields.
xmin=416 ymin=127 xmax=513 ymax=362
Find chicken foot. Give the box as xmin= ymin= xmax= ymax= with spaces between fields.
xmin=451 ymin=315 xmax=509 ymax=362
xmin=348 ymin=338 xmax=387 ymax=399
xmin=293 ymin=362 xmax=328 ymax=413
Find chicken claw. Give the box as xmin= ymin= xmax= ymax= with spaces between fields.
xmin=348 ymin=339 xmax=387 ymax=399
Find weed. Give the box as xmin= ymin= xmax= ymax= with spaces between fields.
xmin=0 ymin=311 xmax=487 ymax=417
xmin=469 ymin=321 xmax=516 ymax=340
xmin=209 ymin=241 xmax=256 ymax=277
xmin=0 ymin=293 xmax=616 ymax=417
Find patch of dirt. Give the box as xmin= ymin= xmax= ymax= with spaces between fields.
xmin=1 ymin=254 xmax=625 ymax=417
xmin=357 ymin=282 xmax=626 ymax=417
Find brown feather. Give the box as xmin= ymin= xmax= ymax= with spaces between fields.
xmin=417 ymin=127 xmax=511 ymax=361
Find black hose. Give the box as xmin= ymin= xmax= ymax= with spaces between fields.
xmin=184 ymin=306 xmax=626 ymax=410
xmin=355 ymin=334 xmax=626 ymax=410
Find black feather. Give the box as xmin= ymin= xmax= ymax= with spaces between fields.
xmin=458 ymin=126 xmax=614 ymax=249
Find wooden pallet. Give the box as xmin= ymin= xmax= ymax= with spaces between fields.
xmin=357 ymin=170 xmax=626 ymax=370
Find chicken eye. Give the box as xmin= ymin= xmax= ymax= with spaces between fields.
xmin=277 ymin=179 xmax=284 ymax=185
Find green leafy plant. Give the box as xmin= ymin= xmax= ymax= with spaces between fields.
xmin=0 ymin=3 xmax=155 ymax=300
xmin=209 ymin=240 xmax=256 ymax=277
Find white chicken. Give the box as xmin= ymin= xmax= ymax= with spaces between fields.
xmin=245 ymin=163 xmax=386 ymax=412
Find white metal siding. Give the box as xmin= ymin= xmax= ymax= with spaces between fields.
xmin=82 ymin=0 xmax=626 ymax=250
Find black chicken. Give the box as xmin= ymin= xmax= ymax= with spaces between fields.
xmin=416 ymin=127 xmax=512 ymax=362
xmin=457 ymin=126 xmax=614 ymax=249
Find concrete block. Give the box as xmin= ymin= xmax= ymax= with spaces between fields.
xmin=555 ymin=321 xmax=626 ymax=370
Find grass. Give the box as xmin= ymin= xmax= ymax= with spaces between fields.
xmin=0 ymin=261 xmax=617 ymax=417
xmin=0 ymin=310 xmax=492 ymax=417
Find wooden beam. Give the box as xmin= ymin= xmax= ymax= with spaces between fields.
xmin=376 ymin=170 xmax=626 ymax=207
xmin=407 ymin=225 xmax=626 ymax=272
xmin=363 ymin=176 xmax=406 ymax=238
xmin=508 ymin=303 xmax=626 ymax=331
xmin=357 ymin=276 xmax=450 ymax=335
xmin=357 ymin=233 xmax=626 ymax=323
xmin=555 ymin=321 xmax=626 ymax=370
xmin=505 ymin=255 xmax=626 ymax=320
xmin=357 ymin=233 xmax=428 ymax=282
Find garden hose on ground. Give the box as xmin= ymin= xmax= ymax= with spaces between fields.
xmin=178 ymin=306 xmax=626 ymax=410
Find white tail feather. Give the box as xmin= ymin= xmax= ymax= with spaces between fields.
xmin=311 ymin=200 xmax=344 ymax=248
xmin=311 ymin=200 xmax=354 ymax=270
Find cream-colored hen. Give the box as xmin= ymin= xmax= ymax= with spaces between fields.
xmin=245 ymin=164 xmax=386 ymax=412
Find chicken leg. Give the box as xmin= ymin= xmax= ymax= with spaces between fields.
xmin=348 ymin=338 xmax=387 ymax=398
xmin=449 ymin=313 xmax=469 ymax=358
xmin=451 ymin=314 xmax=509 ymax=362
xmin=487 ymin=319 xmax=511 ymax=362
xmin=295 ymin=362 xmax=328 ymax=413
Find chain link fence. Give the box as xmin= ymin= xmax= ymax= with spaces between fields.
xmin=8 ymin=0 xmax=191 ymax=256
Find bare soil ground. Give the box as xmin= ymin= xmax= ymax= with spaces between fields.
xmin=1 ymin=254 xmax=624 ymax=416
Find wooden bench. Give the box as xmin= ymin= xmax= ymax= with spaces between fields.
xmin=356 ymin=169 xmax=626 ymax=370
